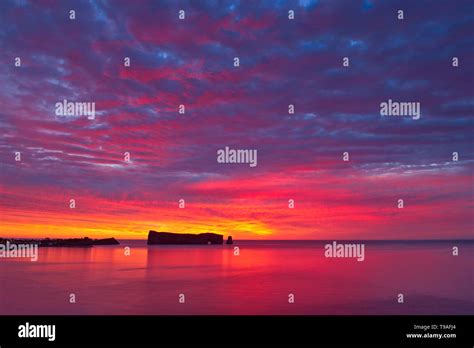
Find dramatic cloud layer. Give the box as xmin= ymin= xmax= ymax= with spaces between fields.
xmin=1 ymin=0 xmax=473 ymax=239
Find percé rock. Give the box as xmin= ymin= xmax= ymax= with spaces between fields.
xmin=226 ymin=236 xmax=233 ymax=245
xmin=147 ymin=231 xmax=224 ymax=245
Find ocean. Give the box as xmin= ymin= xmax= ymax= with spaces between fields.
xmin=0 ymin=240 xmax=472 ymax=315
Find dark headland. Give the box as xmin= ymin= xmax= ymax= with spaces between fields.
xmin=0 ymin=237 xmax=119 ymax=247
xmin=148 ymin=231 xmax=233 ymax=245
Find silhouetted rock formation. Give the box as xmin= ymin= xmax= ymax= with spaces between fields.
xmin=0 ymin=237 xmax=119 ymax=247
xmin=226 ymin=236 xmax=233 ymax=244
xmin=58 ymin=238 xmax=94 ymax=247
xmin=147 ymin=231 xmax=224 ymax=245
xmin=93 ymin=238 xmax=120 ymax=245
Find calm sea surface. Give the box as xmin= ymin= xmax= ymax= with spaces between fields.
xmin=0 ymin=240 xmax=472 ymax=315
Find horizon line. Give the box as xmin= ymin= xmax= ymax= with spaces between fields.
xmin=2 ymin=237 xmax=474 ymax=242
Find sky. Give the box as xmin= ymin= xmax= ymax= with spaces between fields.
xmin=0 ymin=0 xmax=473 ymax=240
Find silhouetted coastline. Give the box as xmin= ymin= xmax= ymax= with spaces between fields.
xmin=0 ymin=237 xmax=119 ymax=247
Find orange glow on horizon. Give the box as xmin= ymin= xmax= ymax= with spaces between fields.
xmin=1 ymin=172 xmax=472 ymax=240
